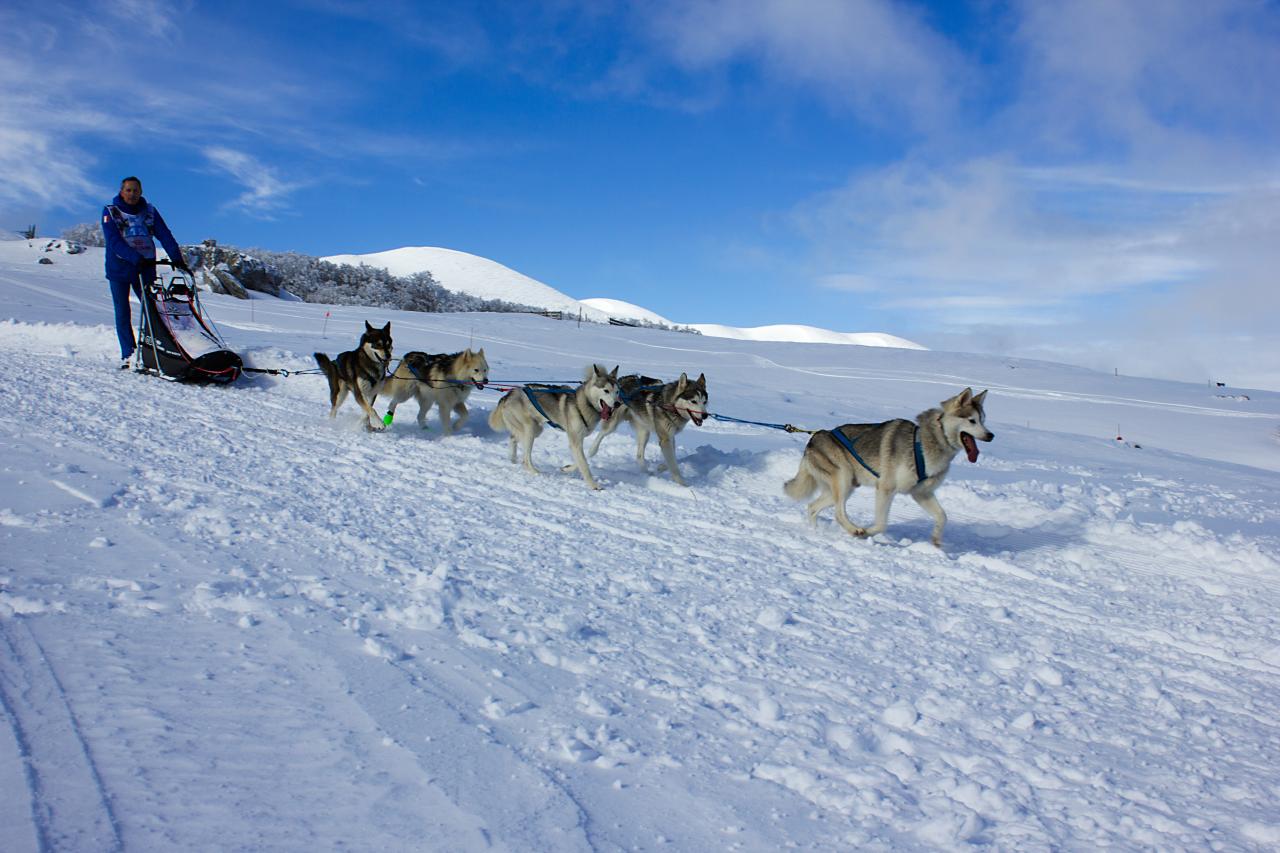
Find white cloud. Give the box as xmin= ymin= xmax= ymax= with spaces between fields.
xmin=202 ymin=147 xmax=306 ymax=218
xmin=798 ymin=157 xmax=1203 ymax=307
xmin=642 ymin=0 xmax=967 ymax=128
xmin=104 ymin=0 xmax=189 ymax=40
xmin=1007 ymin=0 xmax=1280 ymax=164
xmin=0 ymin=44 xmax=109 ymax=216
xmin=0 ymin=0 xmax=491 ymax=224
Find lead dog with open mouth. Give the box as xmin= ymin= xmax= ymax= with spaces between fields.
xmin=784 ymin=388 xmax=993 ymax=547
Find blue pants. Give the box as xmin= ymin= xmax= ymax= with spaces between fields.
xmin=109 ymin=276 xmax=145 ymax=358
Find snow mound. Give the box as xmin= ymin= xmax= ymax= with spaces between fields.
xmin=322 ymin=246 xmax=609 ymax=321
xmin=688 ymin=322 xmax=926 ymax=350
xmin=579 ymin=298 xmax=675 ymax=326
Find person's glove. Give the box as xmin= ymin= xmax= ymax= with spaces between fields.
xmin=139 ymin=258 xmax=157 ymax=280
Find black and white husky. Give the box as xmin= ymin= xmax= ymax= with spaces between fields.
xmin=588 ymin=373 xmax=708 ymax=486
xmin=488 ymin=364 xmax=620 ymax=490
xmin=313 ymin=321 xmax=392 ymax=432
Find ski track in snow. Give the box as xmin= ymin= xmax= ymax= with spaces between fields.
xmin=2 ymin=246 xmax=1280 ymax=850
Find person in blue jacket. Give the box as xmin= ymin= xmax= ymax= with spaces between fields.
xmin=102 ymin=176 xmax=190 ymax=368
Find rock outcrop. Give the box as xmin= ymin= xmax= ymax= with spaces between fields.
xmin=184 ymin=239 xmax=285 ymax=299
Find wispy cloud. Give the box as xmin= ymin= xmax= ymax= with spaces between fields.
xmin=203 ymin=147 xmax=307 ymax=219
xmin=797 ymin=157 xmax=1203 ymax=313
xmin=0 ymin=39 xmax=112 ymax=217
xmin=641 ymin=0 xmax=968 ymax=129
xmin=0 ymin=0 xmax=472 ymax=222
xmin=103 ymin=0 xmax=190 ymax=40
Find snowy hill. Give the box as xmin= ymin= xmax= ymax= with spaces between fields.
xmin=322 ymin=245 xmax=612 ymax=322
xmin=2 ymin=236 xmax=1280 ymax=851
xmin=579 ymin=296 xmax=676 ymax=326
xmin=689 ymin=322 xmax=927 ymax=350
xmin=324 ymin=246 xmax=924 ymax=349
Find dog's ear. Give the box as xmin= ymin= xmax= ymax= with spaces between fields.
xmin=477 ymin=348 xmax=485 ymax=358
xmin=696 ymin=373 xmax=706 ymax=389
xmin=676 ymin=372 xmax=688 ymax=392
xmin=610 ymin=365 xmax=619 ymax=379
xmin=941 ymin=388 xmax=971 ymax=411
xmin=972 ymin=389 xmax=988 ymax=409
xmin=365 ymin=320 xmax=375 ymax=332
xmin=382 ymin=322 xmax=391 ymax=334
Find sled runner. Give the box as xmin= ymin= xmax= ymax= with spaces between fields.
xmin=134 ymin=259 xmax=242 ymax=383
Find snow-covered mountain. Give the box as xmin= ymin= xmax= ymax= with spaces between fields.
xmin=688 ymin=323 xmax=927 ymax=350
xmin=3 ymin=236 xmax=1279 ymax=851
xmin=325 ymin=246 xmax=925 ymax=349
xmin=322 ymin=246 xmax=612 ymax=322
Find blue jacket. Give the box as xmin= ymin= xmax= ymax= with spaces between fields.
xmin=101 ymin=195 xmax=183 ymax=283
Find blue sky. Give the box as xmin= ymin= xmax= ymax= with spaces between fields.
xmin=4 ymin=0 xmax=1279 ymax=388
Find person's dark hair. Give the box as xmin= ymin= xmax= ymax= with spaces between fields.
xmin=120 ymin=176 xmax=141 ymax=187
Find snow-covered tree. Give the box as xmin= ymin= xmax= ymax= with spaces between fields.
xmin=61 ymin=222 xmax=105 ymax=247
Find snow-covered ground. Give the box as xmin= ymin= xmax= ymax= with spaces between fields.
xmin=2 ymin=237 xmax=1279 ymax=851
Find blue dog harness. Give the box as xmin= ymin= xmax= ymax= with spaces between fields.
xmin=523 ymin=385 xmax=574 ymax=431
xmin=828 ymin=423 xmax=928 ymax=484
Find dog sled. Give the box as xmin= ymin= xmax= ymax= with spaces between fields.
xmin=134 ymin=259 xmax=243 ymax=383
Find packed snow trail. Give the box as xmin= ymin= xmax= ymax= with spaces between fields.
xmin=3 ymin=242 xmax=1280 ymax=850
xmin=1 ymin=319 xmax=1279 ymax=850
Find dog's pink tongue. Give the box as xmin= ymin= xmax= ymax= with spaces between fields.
xmin=962 ymin=433 xmax=979 ymax=463
xmin=600 ymin=402 xmax=613 ymax=420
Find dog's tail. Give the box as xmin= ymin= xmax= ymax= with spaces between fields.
xmin=314 ymin=352 xmax=339 ymax=400
xmin=487 ymin=391 xmax=508 ymax=431
xmin=783 ymin=459 xmax=818 ymax=501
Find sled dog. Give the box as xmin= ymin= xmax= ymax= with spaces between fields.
xmin=488 ymin=364 xmax=620 ymax=490
xmin=588 ymin=373 xmax=708 ymax=486
xmin=783 ymin=388 xmax=993 ymax=547
xmin=313 ymin=321 xmax=392 ymax=432
xmin=381 ymin=348 xmax=488 ymax=434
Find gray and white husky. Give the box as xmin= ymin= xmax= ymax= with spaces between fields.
xmin=588 ymin=373 xmax=709 ymax=486
xmin=783 ymin=388 xmax=994 ymax=547
xmin=488 ymin=364 xmax=621 ymax=490
xmin=381 ymin=348 xmax=488 ymax=434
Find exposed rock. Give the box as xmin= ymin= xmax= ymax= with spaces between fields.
xmin=203 ymin=264 xmax=249 ymax=299
xmin=183 ymin=240 xmax=283 ymax=299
